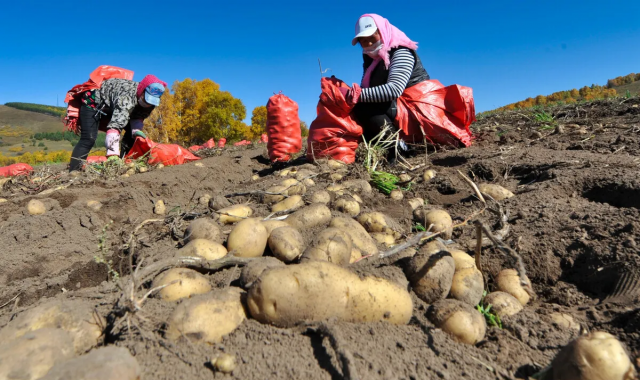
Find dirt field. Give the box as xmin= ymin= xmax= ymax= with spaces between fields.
xmin=0 ymin=97 xmax=638 ymax=379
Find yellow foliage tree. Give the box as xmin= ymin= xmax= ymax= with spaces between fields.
xmin=300 ymin=121 xmax=309 ymax=137
xmin=249 ymin=106 xmax=268 ymax=140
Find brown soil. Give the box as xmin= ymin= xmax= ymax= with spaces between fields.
xmin=1 ymin=97 xmax=639 ymax=379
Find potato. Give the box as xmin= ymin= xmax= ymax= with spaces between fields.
xmin=330 ymin=173 xmax=343 ymax=181
xmin=271 ymin=195 xmax=304 ymax=213
xmin=295 ymin=169 xmax=317 ymax=181
xmin=154 ymin=199 xmax=166 ymax=215
xmin=217 ymin=204 xmax=253 ymax=224
xmin=262 ymin=220 xmax=290 ymax=235
xmin=341 ymin=179 xmax=372 ymax=194
xmin=268 ymin=226 xmax=305 ymax=262
xmin=247 ymin=261 xmax=413 ymax=327
xmin=138 ymin=166 xmax=148 ymax=173
xmin=399 ymin=173 xmax=412 ymax=182
xmin=427 ymin=299 xmax=486 ymax=344
xmin=209 ymin=195 xmax=232 ymax=211
xmin=450 ymin=267 xmax=484 ymax=306
xmin=239 ymin=257 xmax=286 ymax=289
xmin=371 ymin=232 xmax=395 ymax=247
xmin=0 ymin=299 xmax=104 ymax=354
xmin=326 ymin=184 xmax=345 ymax=193
xmin=407 ymin=198 xmax=424 ymax=210
xmin=333 ymin=195 xmax=360 ymax=217
xmin=483 ymin=291 xmax=523 ymax=317
xmin=280 ymin=178 xmax=306 ymax=196
xmin=179 ymin=239 xmax=227 ymax=260
xmin=407 ymin=248 xmax=455 ymax=303
xmin=40 ymin=346 xmax=141 ymax=380
xmin=184 ymin=218 xmax=221 ymax=243
xmin=390 ymin=189 xmax=404 ymax=200
xmin=279 ymin=168 xmax=291 ymax=177
xmin=86 ymin=200 xmax=102 ymax=212
xmin=329 ymin=217 xmax=379 ymax=256
xmin=423 ymin=169 xmax=436 ymax=181
xmin=310 ymin=190 xmax=331 ymax=204
xmin=351 ymin=193 xmax=363 ymax=203
xmin=252 ymin=174 xmax=260 ymax=181
xmin=303 ymin=178 xmax=315 ymax=187
xmin=496 ymin=269 xmax=532 ymax=305
xmin=478 ymin=184 xmax=514 ymax=201
xmin=199 ymin=194 xmax=212 ymax=206
xmin=413 ymin=209 xmax=453 ymax=239
xmin=152 ymin=268 xmax=212 ymax=302
xmin=301 ymin=228 xmax=352 ymax=266
xmin=285 ymin=204 xmax=332 ymax=229
xmin=0 ymin=329 xmax=74 ymax=380
xmin=357 ymin=212 xmax=401 ymax=236
xmin=227 ymin=218 xmax=268 ymax=258
xmin=166 ymin=288 xmax=246 ymax=344
xmin=422 ymin=240 xmax=447 ymax=255
xmin=350 ymin=248 xmax=362 ymax=263
xmin=449 ymin=248 xmax=476 ymax=270
xmin=27 ymin=199 xmax=46 ymax=215
xmin=214 ymin=353 xmax=236 ymax=374
xmin=547 ymin=331 xmax=636 ymax=380
xmin=548 ymin=312 xmax=581 ymax=331
xmin=156 ymin=163 xmax=165 ymax=169
xmin=263 ymin=185 xmax=287 ymax=204
xmin=327 ymin=159 xmax=347 ymax=170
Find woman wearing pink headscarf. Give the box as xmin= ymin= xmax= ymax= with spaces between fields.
xmin=344 ymin=14 xmax=429 ymax=142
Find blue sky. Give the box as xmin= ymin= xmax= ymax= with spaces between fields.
xmin=1 ymin=0 xmax=638 ymax=126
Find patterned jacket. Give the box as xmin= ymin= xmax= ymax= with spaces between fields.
xmin=95 ymin=78 xmax=155 ymax=130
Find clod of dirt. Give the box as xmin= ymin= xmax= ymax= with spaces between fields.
xmin=86 ymin=200 xmax=102 ymax=212
xmin=0 ymin=328 xmax=74 ymax=380
xmin=27 ymin=199 xmax=46 ymax=215
xmin=548 ymin=312 xmax=581 ymax=331
xmin=40 ymin=346 xmax=141 ymax=380
xmin=407 ymin=198 xmax=424 ymax=210
xmin=153 ymin=200 xmax=166 ymax=215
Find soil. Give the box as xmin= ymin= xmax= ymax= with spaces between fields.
xmin=1 ymin=97 xmax=639 ymax=379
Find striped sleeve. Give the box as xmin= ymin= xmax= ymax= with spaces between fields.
xmin=359 ymin=49 xmax=415 ymax=103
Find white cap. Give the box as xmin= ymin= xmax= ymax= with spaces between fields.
xmin=351 ymin=16 xmax=377 ymax=46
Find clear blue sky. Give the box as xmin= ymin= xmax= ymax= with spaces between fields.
xmin=1 ymin=0 xmax=638 ymax=126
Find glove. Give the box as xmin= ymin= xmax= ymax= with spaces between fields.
xmin=133 ymin=130 xmax=146 ymax=139
xmin=105 ymin=129 xmax=121 ymax=157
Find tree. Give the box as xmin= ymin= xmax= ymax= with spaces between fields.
xmin=249 ymin=106 xmax=268 ymax=140
xmin=300 ymin=121 xmax=309 ymax=137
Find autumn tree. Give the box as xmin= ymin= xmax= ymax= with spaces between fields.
xmin=300 ymin=121 xmax=309 ymax=137
xmin=249 ymin=106 xmax=268 ymax=140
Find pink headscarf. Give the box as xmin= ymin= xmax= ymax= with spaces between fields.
xmin=136 ymin=74 xmax=168 ymax=98
xmin=358 ymin=14 xmax=418 ymax=88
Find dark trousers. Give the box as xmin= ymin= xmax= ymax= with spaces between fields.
xmin=69 ymin=106 xmax=99 ymax=171
xmin=352 ymin=100 xmax=398 ymax=142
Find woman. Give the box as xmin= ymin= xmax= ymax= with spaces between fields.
xmin=69 ymin=75 xmax=167 ymax=171
xmin=345 ymin=14 xmax=430 ymax=142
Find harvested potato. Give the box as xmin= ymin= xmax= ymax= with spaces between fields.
xmin=496 ymin=269 xmax=532 ymax=305
xmin=40 ymin=346 xmax=141 ymax=380
xmin=407 ymin=198 xmax=424 ymax=210
xmin=413 ymin=209 xmax=453 ymax=239
xmin=285 ymin=204 xmax=332 ymax=230
xmin=0 ymin=198 xmax=7 ymax=204
xmin=407 ymin=248 xmax=455 ymax=303
xmin=450 ymin=267 xmax=484 ymax=306
xmin=330 ymin=173 xmax=344 ymax=181
xmin=214 ymin=353 xmax=236 ymax=374
xmin=301 ymin=228 xmax=352 ymax=266
xmin=279 ymin=168 xmax=291 ymax=177
xmin=263 ymin=185 xmax=287 ymax=204
xmin=86 ymin=200 xmax=102 ymax=212
xmin=152 ymin=268 xmax=212 ymax=302
xmin=27 ymin=199 xmax=46 ymax=215
xmin=390 ymin=189 xmax=404 ymax=200
xmin=549 ymin=312 xmax=581 ymax=331
xmin=209 ymin=195 xmax=232 ymax=211
xmin=427 ymin=299 xmax=486 ymax=344
xmin=271 ymin=195 xmax=304 ymax=213
xmin=399 ymin=173 xmax=412 ymax=182
xmin=199 ymin=194 xmax=212 ymax=206
xmin=326 ymin=184 xmax=345 ymax=193
xmin=333 ymin=195 xmax=360 ymax=217
xmin=0 ymin=328 xmax=74 ymax=380
xmin=303 ymin=178 xmax=315 ymax=187
xmin=280 ymin=178 xmax=306 ymax=196
xmin=295 ymin=169 xmax=317 ymax=181
xmin=351 ymin=193 xmax=363 ymax=203
xmin=422 ymin=240 xmax=447 ymax=255
xmin=350 ymin=248 xmax=362 ymax=263
xmin=546 ymin=331 xmax=636 ymax=380
xmin=156 ymin=163 xmax=165 ymax=169
xmin=239 ymin=257 xmax=286 ymax=289
xmin=138 ymin=166 xmax=148 ymax=173
xmin=449 ymin=248 xmax=476 ymax=270
xmin=327 ymin=159 xmax=347 ymax=170
xmin=125 ymin=168 xmax=135 ymax=176
xmin=227 ymin=218 xmax=268 ymax=258
xmin=179 ymin=239 xmax=227 ymax=260
xmin=0 ymin=299 xmax=104 ymax=354
xmin=478 ymin=184 xmax=514 ymax=201
xmin=268 ymin=226 xmax=305 ymax=262
xmin=251 ymin=174 xmax=260 ymax=181
xmin=247 ymin=261 xmax=413 ymax=327
xmin=341 ymin=179 xmax=372 ymax=194
xmin=154 ymin=200 xmax=166 ymax=215
xmin=371 ymin=232 xmax=395 ymax=247
xmin=357 ymin=212 xmax=401 ymax=236
xmin=166 ymin=288 xmax=246 ymax=344
xmin=423 ymin=169 xmax=436 ymax=181
xmin=217 ymin=204 xmax=253 ymax=224
xmin=310 ymin=190 xmax=331 ymax=204
xmin=262 ymin=220 xmax=290 ymax=235
xmin=483 ymin=291 xmax=523 ymax=317
xmin=329 ymin=217 xmax=379 ymax=256
xmin=184 ymin=218 xmax=221 ymax=243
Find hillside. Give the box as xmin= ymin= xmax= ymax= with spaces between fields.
xmin=0 ymin=105 xmax=63 ymax=134
xmin=4 ymin=102 xmax=66 ymax=117
xmin=614 ymin=80 xmax=640 ymax=96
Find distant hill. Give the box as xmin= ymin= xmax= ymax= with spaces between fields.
xmin=0 ymin=105 xmax=63 ymax=133
xmin=4 ymin=102 xmax=66 ymax=118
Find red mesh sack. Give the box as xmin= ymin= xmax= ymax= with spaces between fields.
xmin=189 ymin=145 xmax=202 ymax=152
xmin=266 ymin=93 xmax=302 ymax=162
xmin=218 ymin=138 xmax=227 ymax=148
xmin=202 ymin=138 xmax=216 ymax=149
xmin=260 ymin=134 xmax=268 ymax=144
xmin=86 ymin=156 xmax=107 ymax=164
xmin=307 ymin=77 xmax=363 ymax=163
xmin=0 ymin=163 xmax=33 ymax=177
xmin=125 ymin=137 xmax=200 ymax=166
xmin=395 ymin=80 xmax=475 ymax=146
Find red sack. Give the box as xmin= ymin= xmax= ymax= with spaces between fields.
xmin=266 ymin=93 xmax=302 ymax=162
xmin=189 ymin=145 xmax=202 ymax=152
xmin=395 ymin=80 xmax=475 ymax=147
xmin=86 ymin=156 xmax=107 ymax=164
xmin=63 ymin=66 xmax=134 ymax=134
xmin=260 ymin=134 xmax=269 ymax=144
xmin=0 ymin=163 xmax=33 ymax=177
xmin=125 ymin=137 xmax=200 ymax=166
xmin=233 ymin=140 xmax=251 ymax=146
xmin=218 ymin=138 xmax=227 ymax=148
xmin=202 ymin=138 xmax=216 ymax=149
xmin=307 ymin=77 xmax=363 ymax=163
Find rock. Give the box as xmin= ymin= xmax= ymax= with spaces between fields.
xmin=40 ymin=346 xmax=141 ymax=380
